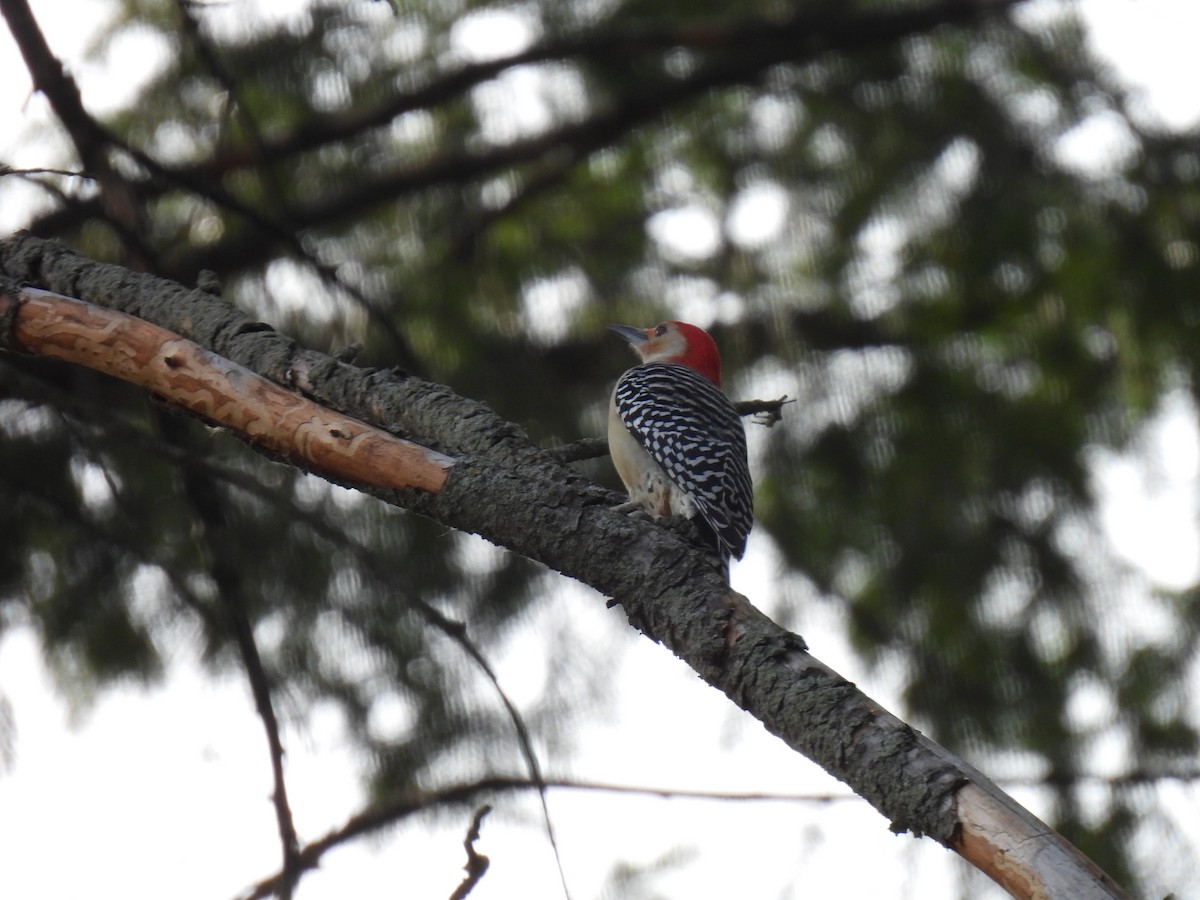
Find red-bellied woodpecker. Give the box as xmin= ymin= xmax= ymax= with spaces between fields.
xmin=608 ymin=320 xmax=753 ymax=570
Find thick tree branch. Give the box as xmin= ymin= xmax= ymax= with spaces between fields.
xmin=0 ymin=234 xmax=1128 ymax=899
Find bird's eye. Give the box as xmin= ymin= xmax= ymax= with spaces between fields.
xmin=654 ymin=323 xmax=669 ymax=337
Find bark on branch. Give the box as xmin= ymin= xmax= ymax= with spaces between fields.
xmin=0 ymin=233 xmax=1129 ymax=900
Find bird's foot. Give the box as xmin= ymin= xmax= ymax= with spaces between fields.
xmin=612 ymin=500 xmax=652 ymax=520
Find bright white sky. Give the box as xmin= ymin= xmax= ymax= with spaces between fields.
xmin=1 ymin=2 xmax=1200 ymax=899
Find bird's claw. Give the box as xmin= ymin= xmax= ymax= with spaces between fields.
xmin=613 ymin=500 xmax=652 ymax=520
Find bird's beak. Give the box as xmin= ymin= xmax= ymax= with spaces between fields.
xmin=608 ymin=324 xmax=649 ymax=345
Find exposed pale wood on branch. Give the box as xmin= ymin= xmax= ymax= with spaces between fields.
xmin=0 ymin=286 xmax=452 ymax=493
xmin=954 ymin=780 xmax=1124 ymax=899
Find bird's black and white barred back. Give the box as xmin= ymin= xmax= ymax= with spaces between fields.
xmin=613 ymin=361 xmax=753 ymax=561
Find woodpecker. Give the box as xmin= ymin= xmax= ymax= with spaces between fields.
xmin=608 ymin=320 xmax=753 ymax=569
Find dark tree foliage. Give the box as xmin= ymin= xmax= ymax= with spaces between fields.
xmin=2 ymin=0 xmax=1199 ymax=893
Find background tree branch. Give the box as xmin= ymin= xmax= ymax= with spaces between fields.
xmin=12 ymin=0 xmax=1025 ymax=285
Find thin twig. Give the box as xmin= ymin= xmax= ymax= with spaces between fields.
xmin=552 ymin=396 xmax=793 ymax=464
xmin=152 ymin=405 xmax=304 ymax=897
xmin=445 ymin=148 xmax=583 ymax=258
xmin=0 ymin=0 xmax=153 ymax=268
xmin=735 ymin=395 xmax=794 ymax=427
xmin=236 ymin=775 xmax=859 ymax=900
xmin=448 ymin=805 xmax=492 ymax=900
xmin=170 ymin=0 xmax=418 ymax=366
xmin=225 ymin=593 xmax=303 ymax=897
xmin=0 ymin=164 xmax=94 ymax=179
xmin=240 ymin=758 xmax=1195 ymax=900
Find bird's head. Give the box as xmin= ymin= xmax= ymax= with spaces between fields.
xmin=609 ymin=320 xmax=723 ymax=387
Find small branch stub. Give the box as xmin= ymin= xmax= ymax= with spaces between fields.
xmin=735 ymin=395 xmax=794 ymax=427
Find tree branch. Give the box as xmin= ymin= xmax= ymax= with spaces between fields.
xmin=165 ymin=0 xmax=421 ymax=365
xmin=0 ymin=0 xmax=152 ymax=265
xmin=223 ymin=559 xmax=303 ymax=898
xmin=239 ymin=775 xmax=853 ymax=900
xmin=2 ymin=0 xmax=422 ymax=363
xmin=176 ymin=0 xmax=1023 ymax=179
xmin=0 ymin=165 xmax=94 ymax=180
xmin=18 ymin=0 xmax=1026 ymax=283
xmin=0 ymin=233 xmax=1129 ymax=899
xmin=242 ymin=769 xmax=1162 ymax=900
